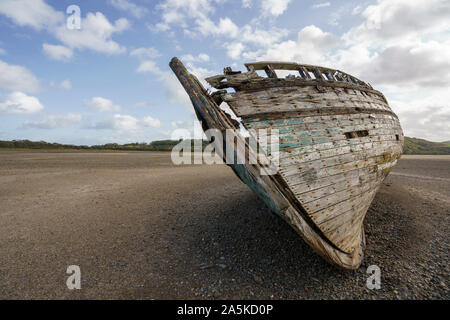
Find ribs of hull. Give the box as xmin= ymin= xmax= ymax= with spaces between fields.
xmin=169 ymin=57 xmax=404 ymax=269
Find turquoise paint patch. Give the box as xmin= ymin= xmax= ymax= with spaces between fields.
xmin=230 ymin=164 xmax=281 ymax=214
xmin=313 ymin=137 xmax=330 ymax=143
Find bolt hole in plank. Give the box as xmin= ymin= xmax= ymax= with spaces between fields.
xmin=345 ymin=130 xmax=369 ymax=139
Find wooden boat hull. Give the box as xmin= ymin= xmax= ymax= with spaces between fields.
xmin=170 ymin=58 xmax=403 ymax=269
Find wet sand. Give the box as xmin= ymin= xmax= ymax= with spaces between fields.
xmin=0 ymin=151 xmax=448 ymax=299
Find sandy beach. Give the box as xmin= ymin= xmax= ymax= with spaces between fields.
xmin=0 ymin=151 xmax=448 ymax=299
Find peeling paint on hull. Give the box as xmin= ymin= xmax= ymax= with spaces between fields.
xmin=170 ymin=57 xmax=404 ymax=269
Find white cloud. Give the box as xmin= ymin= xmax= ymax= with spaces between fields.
xmin=180 ymin=53 xmax=210 ymax=63
xmin=359 ymin=42 xmax=450 ymax=87
xmin=42 ymin=43 xmax=73 ymax=61
xmin=242 ymin=0 xmax=252 ymax=8
xmin=130 ymin=47 xmax=161 ymax=59
xmin=0 ymin=1 xmax=129 ymax=56
xmin=22 ymin=113 xmax=81 ymax=129
xmin=241 ymin=1 xmax=450 ymax=89
xmin=239 ymin=25 xmax=290 ymax=47
xmin=234 ymin=0 xmax=450 ymax=140
xmin=216 ymin=17 xmax=239 ymax=37
xmin=86 ymin=113 xmax=162 ymax=133
xmin=54 ymin=12 xmax=130 ymax=55
xmin=133 ymin=55 xmax=197 ymax=108
xmin=84 ymin=97 xmax=121 ymax=112
xmin=86 ymin=114 xmax=138 ymax=132
xmin=224 ymin=26 xmax=290 ymax=60
xmin=50 ymin=80 xmax=71 ymax=89
xmin=346 ymin=0 xmax=450 ymax=44
xmin=149 ymin=22 xmax=172 ymax=33
xmin=226 ymin=42 xmax=245 ymax=60
xmin=261 ymin=0 xmax=292 ymax=17
xmin=134 ymin=53 xmax=215 ymax=112
xmin=198 ymin=53 xmax=210 ymax=62
xmin=0 ymin=0 xmax=64 ymax=30
xmin=0 ymin=48 xmax=5 ymax=55
xmin=160 ymin=62 xmax=216 ymax=111
xmin=171 ymin=120 xmax=185 ymax=128
xmin=136 ymin=60 xmax=162 ymax=74
xmin=0 ymin=91 xmax=43 ymax=114
xmin=168 ymin=117 xmax=205 ymax=140
xmin=155 ymin=0 xmax=215 ymax=28
xmin=160 ymin=73 xmax=192 ymax=107
xmin=142 ymin=116 xmax=161 ymax=128
xmin=312 ymin=2 xmax=331 ymax=9
xmin=152 ymin=0 xmax=290 ymax=60
xmin=111 ymin=114 xmax=139 ymax=132
xmin=0 ymin=60 xmax=40 ymax=93
xmin=133 ymin=101 xmax=153 ymax=108
xmin=331 ymin=0 xmax=450 ymax=89
xmin=194 ymin=16 xmax=240 ymax=38
xmin=109 ymin=0 xmax=148 ymax=19
xmin=390 ymin=91 xmax=450 ymax=141
xmin=241 ymin=25 xmax=338 ymax=64
xmin=59 ymin=79 xmax=72 ymax=90
xmin=352 ymin=5 xmax=362 ymax=15
xmin=328 ymin=4 xmax=349 ymax=26
xmin=170 ymin=128 xmax=193 ymax=140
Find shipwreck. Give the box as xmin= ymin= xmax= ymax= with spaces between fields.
xmin=170 ymin=57 xmax=404 ymax=269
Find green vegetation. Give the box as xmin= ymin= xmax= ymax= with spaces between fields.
xmin=1 ymin=137 xmax=450 ymax=155
xmin=403 ymin=137 xmax=450 ymax=155
xmin=0 ymin=139 xmax=208 ymax=152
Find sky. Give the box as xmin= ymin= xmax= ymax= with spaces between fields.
xmin=0 ymin=0 xmax=449 ymax=145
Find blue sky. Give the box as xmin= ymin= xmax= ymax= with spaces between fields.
xmin=0 ymin=0 xmax=449 ymax=145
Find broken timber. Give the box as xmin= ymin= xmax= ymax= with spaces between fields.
xmin=169 ymin=57 xmax=404 ymax=269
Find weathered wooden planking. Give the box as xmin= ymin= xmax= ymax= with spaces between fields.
xmin=251 ymin=121 xmax=399 ymax=140
xmin=258 ymin=117 xmax=399 ymax=134
xmin=207 ymin=61 xmax=380 ymax=97
xmin=172 ymin=57 xmax=404 ymax=269
xmin=278 ymin=142 xmax=402 ymax=178
xmin=211 ymin=60 xmax=402 ymax=256
xmin=280 ymin=149 xmax=401 ymax=179
xmin=283 ymin=205 xmax=365 ymax=267
xmin=223 ymin=87 xmax=392 ymax=118
xmin=295 ymin=170 xmax=379 ymax=205
xmin=298 ymin=156 xmax=396 ymax=253
xmin=170 ymin=57 xmax=288 ymax=214
xmin=310 ymin=188 xmax=377 ymax=253
xmin=317 ymin=188 xmax=379 ymax=252
xmin=279 ymin=140 xmax=402 ymax=167
xmin=281 ymin=155 xmax=398 ymax=253
xmin=276 ymin=127 xmax=401 ymax=150
xmin=245 ymin=113 xmax=398 ymax=130
xmin=252 ymin=116 xmax=402 ymax=154
xmin=274 ymin=135 xmax=402 ymax=160
xmin=225 ymin=86 xmax=388 ymax=107
xmin=290 ymin=166 xmax=375 ymax=194
xmin=302 ymin=176 xmax=385 ymax=215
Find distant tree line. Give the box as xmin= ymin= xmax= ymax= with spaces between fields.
xmin=0 ymin=139 xmax=209 ymax=152
xmin=1 ymin=137 xmax=449 ymax=154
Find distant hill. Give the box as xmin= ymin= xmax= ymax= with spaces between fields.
xmin=403 ymin=137 xmax=450 ymax=155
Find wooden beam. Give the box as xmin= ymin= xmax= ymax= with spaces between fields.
xmin=264 ymin=65 xmax=278 ymax=78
